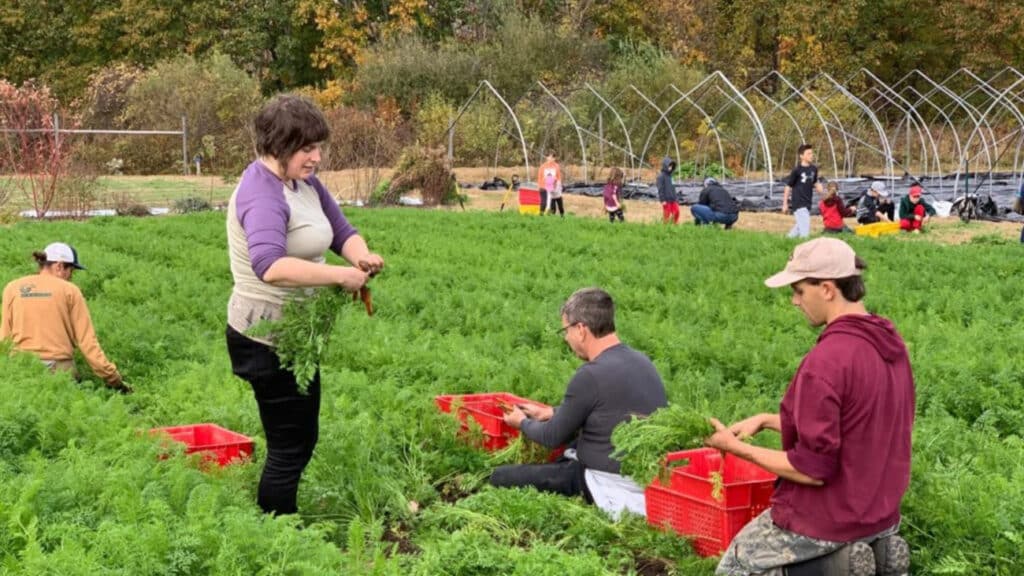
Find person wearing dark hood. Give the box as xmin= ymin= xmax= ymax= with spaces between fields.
xmin=1015 ymin=180 xmax=1024 ymax=243
xmin=657 ymin=157 xmax=680 ymax=224
xmin=706 ymin=238 xmax=914 ymax=576
xmin=691 ymin=177 xmax=740 ymax=228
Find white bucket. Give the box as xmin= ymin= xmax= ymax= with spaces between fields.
xmin=932 ymin=200 xmax=953 ymax=218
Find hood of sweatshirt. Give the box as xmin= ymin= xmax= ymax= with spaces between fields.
xmin=818 ymin=313 xmax=907 ymax=363
xmin=661 ymin=157 xmax=676 ymax=174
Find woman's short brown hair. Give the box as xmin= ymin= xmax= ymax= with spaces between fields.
xmin=254 ymin=94 xmax=330 ymax=162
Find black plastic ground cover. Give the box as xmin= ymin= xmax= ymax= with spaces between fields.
xmin=469 ymin=175 xmax=1024 ymax=220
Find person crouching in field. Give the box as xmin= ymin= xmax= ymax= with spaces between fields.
xmin=225 ymin=94 xmax=384 ymax=516
xmin=491 ymin=288 xmax=667 ymax=519
xmin=706 ymin=238 xmax=913 ymax=576
xmin=898 ymin=184 xmax=936 ymax=233
xmin=1 ymin=243 xmax=130 ymax=393
xmin=692 ymin=177 xmax=740 ymax=229
xmin=856 ymin=182 xmax=894 ymax=225
xmin=819 ymin=182 xmax=855 ymax=234
xmin=603 ymin=168 xmax=625 ymax=223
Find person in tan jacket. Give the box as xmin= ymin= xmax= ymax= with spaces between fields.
xmin=1 ymin=242 xmax=130 ymax=393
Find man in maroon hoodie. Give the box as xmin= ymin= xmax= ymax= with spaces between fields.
xmin=707 ymin=238 xmax=914 ymax=576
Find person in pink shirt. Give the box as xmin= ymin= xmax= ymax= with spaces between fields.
xmin=707 ymin=238 xmax=914 ymax=576
xmin=537 ymin=152 xmax=563 ymax=216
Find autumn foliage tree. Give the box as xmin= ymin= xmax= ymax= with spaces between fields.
xmin=0 ymin=80 xmax=81 ymax=218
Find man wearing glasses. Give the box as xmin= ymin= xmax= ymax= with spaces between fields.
xmin=490 ymin=287 xmax=667 ymax=518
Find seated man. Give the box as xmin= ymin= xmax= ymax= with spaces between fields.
xmin=692 ymin=177 xmax=740 ymax=228
xmin=490 ymin=287 xmax=667 ymax=518
xmin=707 ymin=238 xmax=913 ymax=576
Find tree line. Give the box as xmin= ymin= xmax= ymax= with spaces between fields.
xmin=1 ymin=0 xmax=1022 ymax=177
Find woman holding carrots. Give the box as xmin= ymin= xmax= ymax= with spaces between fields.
xmin=225 ymin=94 xmax=384 ymax=515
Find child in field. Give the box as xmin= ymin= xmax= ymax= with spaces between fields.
xmin=898 ymin=184 xmax=936 ymax=233
xmin=603 ymin=168 xmax=625 ymax=223
xmin=657 ymin=157 xmax=679 ymax=224
xmin=856 ymin=181 xmax=895 ymax=224
xmin=819 ymin=181 xmax=855 ymax=233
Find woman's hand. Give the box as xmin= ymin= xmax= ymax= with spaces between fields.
xmin=357 ymin=253 xmax=385 ymax=276
xmin=335 ymin=266 xmax=370 ymax=292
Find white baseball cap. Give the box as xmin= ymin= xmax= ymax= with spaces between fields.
xmin=765 ymin=238 xmax=860 ymax=288
xmin=869 ymin=181 xmax=889 ymax=197
xmin=43 ymin=242 xmax=86 ymax=270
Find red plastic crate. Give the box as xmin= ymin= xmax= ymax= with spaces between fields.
xmin=150 ymin=423 xmax=254 ymax=467
xmin=518 ymin=187 xmax=541 ymax=206
xmin=645 ymin=448 xmax=776 ymax=557
xmin=434 ymin=392 xmax=557 ymax=454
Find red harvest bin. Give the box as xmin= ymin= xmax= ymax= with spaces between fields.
xmin=434 ymin=392 xmax=556 ymax=453
xmin=518 ymin=186 xmax=541 ymax=215
xmin=645 ymin=448 xmax=776 ymax=557
xmin=150 ymin=423 xmax=254 ymax=467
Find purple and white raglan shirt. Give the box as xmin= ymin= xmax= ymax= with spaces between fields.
xmin=226 ymin=160 xmax=358 ymax=339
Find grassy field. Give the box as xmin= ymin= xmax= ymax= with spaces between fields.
xmin=1 ymin=208 xmax=1023 ymax=574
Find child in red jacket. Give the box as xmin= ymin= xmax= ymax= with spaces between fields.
xmin=819 ymin=181 xmax=855 ymax=233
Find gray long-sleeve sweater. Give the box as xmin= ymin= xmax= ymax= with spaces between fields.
xmin=520 ymin=343 xmax=667 ymax=474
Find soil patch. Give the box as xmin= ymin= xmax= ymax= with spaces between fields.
xmin=382 ymin=522 xmax=421 ymax=556
xmin=632 ymin=554 xmax=672 ymax=576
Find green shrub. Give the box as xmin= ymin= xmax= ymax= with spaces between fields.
xmin=173 ymin=196 xmax=212 ymax=214
xmin=122 ymin=52 xmax=262 ymax=175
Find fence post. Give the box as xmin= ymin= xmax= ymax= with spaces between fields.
xmin=181 ymin=115 xmax=188 ymax=175
xmin=447 ymin=115 xmax=454 ymax=166
xmin=53 ymin=113 xmax=60 ymax=150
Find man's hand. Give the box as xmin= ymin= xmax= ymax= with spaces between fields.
xmin=704 ymin=418 xmax=742 ymax=453
xmin=357 ymin=253 xmax=385 ymax=276
xmin=520 ymin=403 xmax=554 ymax=421
xmin=503 ymin=405 xmax=528 ymax=429
xmin=727 ymin=414 xmax=766 ymax=440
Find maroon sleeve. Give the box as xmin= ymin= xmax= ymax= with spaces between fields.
xmin=785 ymin=371 xmax=842 ymax=482
xmin=308 ymin=176 xmax=359 ymax=254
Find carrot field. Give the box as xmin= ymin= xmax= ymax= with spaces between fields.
xmin=1 ymin=210 xmax=1023 ymax=574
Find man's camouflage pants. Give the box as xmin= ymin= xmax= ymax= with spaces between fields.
xmin=715 ymin=508 xmax=899 ymax=576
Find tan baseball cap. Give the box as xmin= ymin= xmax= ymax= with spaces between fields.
xmin=765 ymin=238 xmax=860 ymax=288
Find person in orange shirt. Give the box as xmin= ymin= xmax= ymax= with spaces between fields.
xmin=1 ymin=242 xmax=130 ymax=393
xmin=537 ymin=152 xmax=563 ymax=216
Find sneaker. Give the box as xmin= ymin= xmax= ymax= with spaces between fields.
xmin=871 ymin=536 xmax=910 ymax=576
